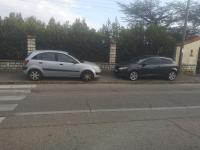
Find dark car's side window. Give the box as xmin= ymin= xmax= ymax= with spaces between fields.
xmin=144 ymin=58 xmax=161 ymax=65
xmin=57 ymin=53 xmax=77 ymax=63
xmin=32 ymin=52 xmax=56 ymax=61
xmin=160 ymin=58 xmax=173 ymax=64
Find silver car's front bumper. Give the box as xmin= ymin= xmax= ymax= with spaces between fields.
xmin=94 ymin=71 xmax=101 ymax=78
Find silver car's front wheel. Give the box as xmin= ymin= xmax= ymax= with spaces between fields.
xmin=81 ymin=71 xmax=94 ymax=81
xmin=129 ymin=71 xmax=139 ymax=81
xmin=28 ymin=70 xmax=42 ymax=81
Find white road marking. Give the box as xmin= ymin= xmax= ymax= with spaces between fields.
xmin=0 ymin=104 xmax=18 ymax=111
xmin=16 ymin=110 xmax=90 ymax=116
xmin=0 ymin=95 xmax=26 ymax=101
xmin=0 ymin=89 xmax=31 ymax=94
xmin=0 ymin=84 xmax=36 ymax=89
xmin=0 ymin=117 xmax=6 ymax=124
xmin=15 ymin=105 xmax=200 ymax=116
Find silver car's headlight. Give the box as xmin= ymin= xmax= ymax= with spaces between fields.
xmin=119 ymin=67 xmax=128 ymax=70
xmin=93 ymin=66 xmax=101 ymax=72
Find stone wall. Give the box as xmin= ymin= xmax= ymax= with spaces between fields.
xmin=0 ymin=60 xmax=23 ymax=72
xmin=0 ymin=60 xmax=199 ymax=75
xmin=97 ymin=63 xmax=116 ymax=72
xmin=181 ymin=64 xmax=197 ymax=75
xmin=0 ymin=60 xmax=115 ymax=72
xmin=109 ymin=42 xmax=117 ymax=64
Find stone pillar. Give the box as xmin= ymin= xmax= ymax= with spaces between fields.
xmin=27 ymin=35 xmax=36 ymax=54
xmin=109 ymin=40 xmax=117 ymax=64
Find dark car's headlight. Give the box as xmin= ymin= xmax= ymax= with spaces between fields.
xmin=118 ymin=67 xmax=128 ymax=70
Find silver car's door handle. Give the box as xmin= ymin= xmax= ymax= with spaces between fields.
xmin=59 ymin=64 xmax=64 ymax=65
xmin=39 ymin=62 xmax=43 ymax=64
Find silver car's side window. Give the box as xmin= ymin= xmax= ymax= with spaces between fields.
xmin=42 ymin=53 xmax=56 ymax=61
xmin=57 ymin=53 xmax=77 ymax=63
xmin=32 ymin=52 xmax=56 ymax=61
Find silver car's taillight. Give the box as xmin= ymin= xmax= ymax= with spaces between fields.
xmin=23 ymin=60 xmax=29 ymax=66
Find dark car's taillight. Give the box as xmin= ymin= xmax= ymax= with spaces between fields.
xmin=23 ymin=60 xmax=29 ymax=66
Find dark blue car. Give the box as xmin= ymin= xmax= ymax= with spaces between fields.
xmin=114 ymin=56 xmax=178 ymax=81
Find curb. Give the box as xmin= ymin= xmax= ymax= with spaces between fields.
xmin=0 ymin=80 xmax=200 ymax=85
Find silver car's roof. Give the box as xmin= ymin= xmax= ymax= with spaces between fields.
xmin=31 ymin=50 xmax=68 ymax=54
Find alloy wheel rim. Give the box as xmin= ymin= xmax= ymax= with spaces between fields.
xmin=84 ymin=73 xmax=92 ymax=81
xmin=30 ymin=71 xmax=40 ymax=80
xmin=169 ymin=72 xmax=176 ymax=80
xmin=130 ymin=72 xmax=138 ymax=81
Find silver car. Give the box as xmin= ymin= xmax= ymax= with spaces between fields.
xmin=23 ymin=50 xmax=101 ymax=81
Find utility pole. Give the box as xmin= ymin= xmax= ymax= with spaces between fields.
xmin=178 ymin=0 xmax=191 ymax=70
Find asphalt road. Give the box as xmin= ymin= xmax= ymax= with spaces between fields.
xmin=1 ymin=83 xmax=200 ymax=150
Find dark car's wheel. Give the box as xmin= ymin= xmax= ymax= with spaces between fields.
xmin=168 ymin=71 xmax=177 ymax=81
xmin=129 ymin=71 xmax=139 ymax=81
xmin=81 ymin=71 xmax=94 ymax=81
xmin=28 ymin=69 xmax=42 ymax=81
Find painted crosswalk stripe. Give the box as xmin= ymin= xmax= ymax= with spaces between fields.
xmin=0 ymin=117 xmax=6 ymax=124
xmin=0 ymin=84 xmax=36 ymax=89
xmin=0 ymin=95 xmax=26 ymax=101
xmin=0 ymin=104 xmax=18 ymax=111
xmin=0 ymin=89 xmax=31 ymax=94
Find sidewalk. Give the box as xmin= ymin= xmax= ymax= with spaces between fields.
xmin=0 ymin=71 xmax=200 ymax=84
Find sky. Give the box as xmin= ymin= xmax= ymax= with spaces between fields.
xmin=0 ymin=0 xmax=132 ymax=29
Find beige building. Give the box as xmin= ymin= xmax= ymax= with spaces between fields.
xmin=175 ymin=36 xmax=200 ymax=74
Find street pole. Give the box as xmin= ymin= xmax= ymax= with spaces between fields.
xmin=178 ymin=0 xmax=191 ymax=70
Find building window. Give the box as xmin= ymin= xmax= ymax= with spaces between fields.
xmin=190 ymin=49 xmax=194 ymax=57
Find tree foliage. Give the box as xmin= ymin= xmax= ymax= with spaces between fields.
xmin=117 ymin=24 xmax=176 ymax=62
xmin=0 ymin=13 xmax=108 ymax=61
xmin=118 ymin=0 xmax=174 ymax=27
xmin=167 ymin=0 xmax=200 ymax=35
xmin=0 ymin=12 xmax=176 ymax=62
xmin=118 ymin=0 xmax=200 ymax=35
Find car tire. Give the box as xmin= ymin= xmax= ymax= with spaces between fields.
xmin=168 ymin=71 xmax=177 ymax=81
xmin=129 ymin=71 xmax=139 ymax=81
xmin=81 ymin=71 xmax=94 ymax=81
xmin=28 ymin=69 xmax=42 ymax=81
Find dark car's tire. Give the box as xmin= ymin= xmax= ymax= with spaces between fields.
xmin=81 ymin=71 xmax=94 ymax=81
xmin=28 ymin=69 xmax=42 ymax=81
xmin=168 ymin=71 xmax=177 ymax=81
xmin=129 ymin=71 xmax=139 ymax=81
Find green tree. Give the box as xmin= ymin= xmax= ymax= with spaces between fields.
xmin=0 ymin=13 xmax=26 ymax=59
xmin=168 ymin=0 xmax=200 ymax=35
xmin=117 ymin=24 xmax=146 ymax=62
xmin=145 ymin=25 xmax=176 ymax=56
xmin=118 ymin=0 xmax=173 ymax=27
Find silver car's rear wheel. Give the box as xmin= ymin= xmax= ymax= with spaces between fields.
xmin=81 ymin=71 xmax=94 ymax=81
xmin=129 ymin=71 xmax=139 ymax=81
xmin=28 ymin=70 xmax=42 ymax=81
xmin=168 ymin=71 xmax=177 ymax=81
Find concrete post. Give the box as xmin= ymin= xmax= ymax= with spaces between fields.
xmin=109 ymin=40 xmax=117 ymax=64
xmin=27 ymin=35 xmax=36 ymax=54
